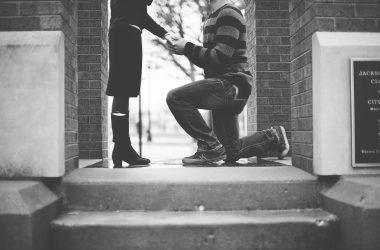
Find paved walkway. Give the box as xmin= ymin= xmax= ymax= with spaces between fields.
xmin=79 ymin=134 xmax=292 ymax=168
xmin=80 ymin=157 xmax=291 ymax=169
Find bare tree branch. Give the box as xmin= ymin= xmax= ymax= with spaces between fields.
xmin=151 ymin=38 xmax=192 ymax=78
xmin=149 ymin=0 xmax=208 ymax=81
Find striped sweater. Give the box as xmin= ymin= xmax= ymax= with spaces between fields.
xmin=184 ymin=4 xmax=252 ymax=97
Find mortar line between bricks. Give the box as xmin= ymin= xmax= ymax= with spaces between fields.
xmin=291 ymin=49 xmax=311 ymax=64
xmin=0 ymin=14 xmax=64 ymax=18
xmin=291 ymin=77 xmax=312 ymax=87
xmin=290 ymin=17 xmax=315 ymax=41
xmin=289 ymin=3 xmax=314 ymax=20
xmin=257 ymin=71 xmax=290 ymax=73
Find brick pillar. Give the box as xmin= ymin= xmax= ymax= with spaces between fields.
xmin=244 ymin=0 xmax=257 ymax=133
xmin=0 ymin=0 xmax=79 ymax=173
xmin=245 ymin=0 xmax=291 ymax=154
xmin=290 ymin=0 xmax=380 ymax=173
xmin=77 ymin=0 xmax=108 ymax=159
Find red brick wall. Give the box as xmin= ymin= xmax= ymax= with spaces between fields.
xmin=0 ymin=0 xmax=79 ymax=173
xmin=290 ymin=0 xmax=380 ymax=173
xmin=77 ymin=0 xmax=108 ymax=159
xmin=245 ymin=0 xmax=291 ymax=156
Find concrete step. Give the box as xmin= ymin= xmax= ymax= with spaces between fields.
xmin=63 ymin=166 xmax=320 ymax=211
xmin=51 ymin=209 xmax=339 ymax=250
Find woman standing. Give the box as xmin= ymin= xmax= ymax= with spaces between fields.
xmin=107 ymin=0 xmax=173 ymax=167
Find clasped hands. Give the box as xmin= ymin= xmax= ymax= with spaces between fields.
xmin=164 ymin=33 xmax=187 ymax=55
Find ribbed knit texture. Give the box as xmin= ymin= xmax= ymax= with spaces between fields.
xmin=184 ymin=4 xmax=252 ymax=98
xmin=185 ymin=4 xmax=250 ymax=77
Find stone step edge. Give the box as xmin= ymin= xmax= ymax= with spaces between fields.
xmin=63 ymin=181 xmax=320 ymax=211
xmin=63 ymin=167 xmax=317 ymax=185
xmin=51 ymin=208 xmax=338 ymax=228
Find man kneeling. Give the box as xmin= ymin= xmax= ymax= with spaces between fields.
xmin=167 ymin=0 xmax=289 ymax=164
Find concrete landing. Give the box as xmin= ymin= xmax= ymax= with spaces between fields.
xmin=65 ymin=165 xmax=315 ymax=183
xmin=51 ymin=209 xmax=339 ymax=250
xmin=79 ymin=157 xmax=292 ymax=168
xmin=63 ymin=166 xmax=320 ymax=211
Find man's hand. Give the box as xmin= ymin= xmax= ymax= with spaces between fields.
xmin=169 ymin=38 xmax=188 ymax=55
xmin=164 ymin=33 xmax=177 ymax=46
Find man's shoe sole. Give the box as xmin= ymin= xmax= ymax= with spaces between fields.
xmin=278 ymin=126 xmax=289 ymax=160
xmin=182 ymin=154 xmax=227 ymax=165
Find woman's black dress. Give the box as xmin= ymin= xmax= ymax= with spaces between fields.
xmin=107 ymin=0 xmax=167 ymax=97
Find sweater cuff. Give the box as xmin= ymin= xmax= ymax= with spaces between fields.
xmin=161 ymin=32 xmax=169 ymax=39
xmin=184 ymin=42 xmax=195 ymax=57
xmin=157 ymin=28 xmax=168 ymax=38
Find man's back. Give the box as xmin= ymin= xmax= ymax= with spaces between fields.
xmin=183 ymin=3 xmax=252 ymax=98
xmin=202 ymin=4 xmax=250 ymax=77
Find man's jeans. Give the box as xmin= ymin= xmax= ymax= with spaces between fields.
xmin=166 ymin=77 xmax=276 ymax=159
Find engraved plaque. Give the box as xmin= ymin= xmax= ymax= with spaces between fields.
xmin=351 ymin=59 xmax=380 ymax=167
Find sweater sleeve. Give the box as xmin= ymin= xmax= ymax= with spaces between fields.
xmin=144 ymin=14 xmax=167 ymax=38
xmin=184 ymin=8 xmax=244 ymax=69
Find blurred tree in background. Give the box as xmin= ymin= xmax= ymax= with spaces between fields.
xmin=150 ymin=0 xmax=208 ymax=81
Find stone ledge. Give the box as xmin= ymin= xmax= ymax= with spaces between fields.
xmin=0 ymin=31 xmax=65 ymax=177
xmin=51 ymin=209 xmax=339 ymax=250
xmin=0 ymin=181 xmax=61 ymax=250
xmin=322 ymin=176 xmax=380 ymax=250
xmin=63 ymin=167 xmax=320 ymax=211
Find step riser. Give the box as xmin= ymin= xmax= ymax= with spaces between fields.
xmin=51 ymin=222 xmax=338 ymax=250
xmin=65 ymin=182 xmax=320 ymax=211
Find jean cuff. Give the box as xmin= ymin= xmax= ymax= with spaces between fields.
xmin=197 ymin=141 xmax=222 ymax=152
xmin=264 ymin=128 xmax=276 ymax=142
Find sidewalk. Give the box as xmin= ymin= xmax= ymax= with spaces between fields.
xmin=130 ymin=134 xmax=197 ymax=165
xmin=79 ymin=133 xmax=292 ymax=168
xmin=79 ymin=134 xmax=196 ymax=168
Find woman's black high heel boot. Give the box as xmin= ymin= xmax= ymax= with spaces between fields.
xmin=111 ymin=114 xmax=150 ymax=167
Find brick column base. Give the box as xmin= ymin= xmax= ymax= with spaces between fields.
xmin=78 ymin=0 xmax=108 ymax=159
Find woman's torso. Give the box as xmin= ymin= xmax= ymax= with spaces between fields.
xmin=110 ymin=0 xmax=151 ymax=30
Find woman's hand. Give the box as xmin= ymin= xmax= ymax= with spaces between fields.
xmin=164 ymin=33 xmax=177 ymax=46
xmin=168 ymin=38 xmax=188 ymax=55
xmin=163 ymin=33 xmax=188 ymax=55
